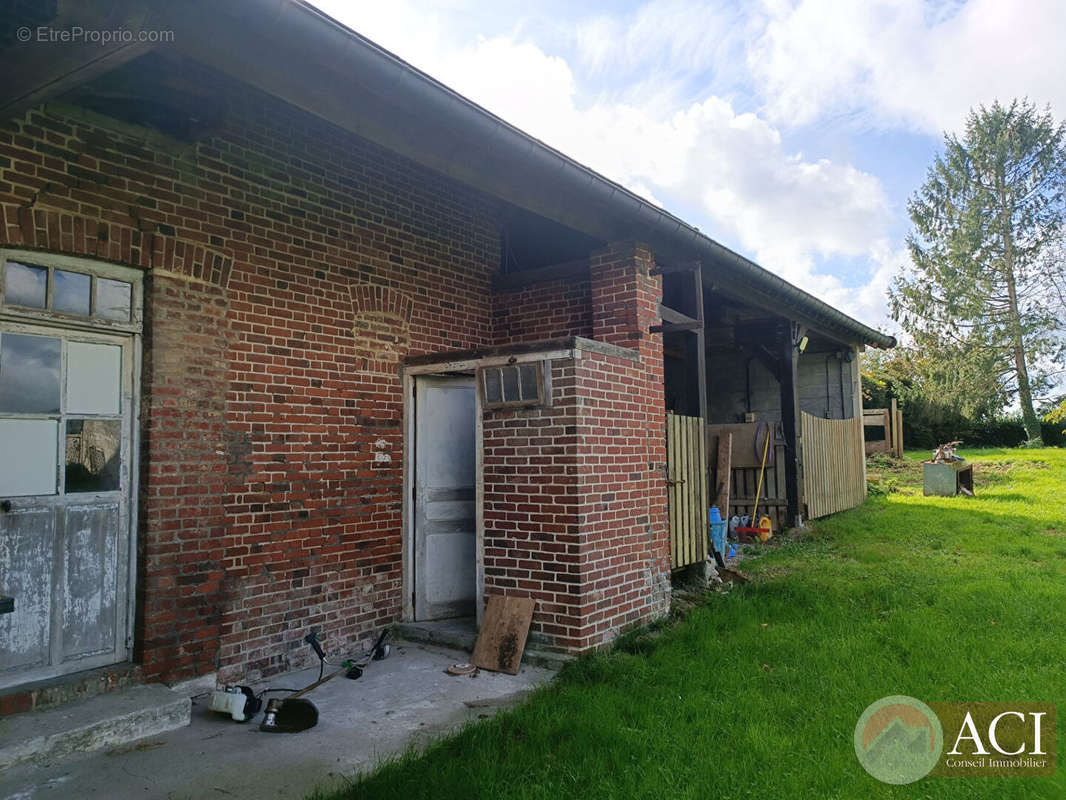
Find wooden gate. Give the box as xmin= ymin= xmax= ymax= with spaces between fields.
xmin=666 ymin=413 xmax=708 ymax=568
xmin=802 ymin=413 xmax=867 ymax=519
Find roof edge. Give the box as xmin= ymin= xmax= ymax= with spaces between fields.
xmin=249 ymin=0 xmax=899 ymax=349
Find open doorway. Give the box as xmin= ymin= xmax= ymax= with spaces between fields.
xmin=410 ymin=374 xmax=477 ymax=621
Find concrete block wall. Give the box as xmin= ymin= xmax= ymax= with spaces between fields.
xmin=797 ymin=351 xmax=855 ymax=420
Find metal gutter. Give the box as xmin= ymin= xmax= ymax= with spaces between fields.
xmin=245 ymin=0 xmax=898 ymax=349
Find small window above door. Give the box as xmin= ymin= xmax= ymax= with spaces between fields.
xmin=479 ymin=361 xmax=550 ymax=409
xmin=1 ymin=255 xmax=140 ymax=331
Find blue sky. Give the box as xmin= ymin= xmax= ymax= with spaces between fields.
xmin=308 ymin=0 xmax=1066 ymax=334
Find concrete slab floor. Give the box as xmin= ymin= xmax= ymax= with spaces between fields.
xmin=0 ymin=642 xmax=555 ymax=800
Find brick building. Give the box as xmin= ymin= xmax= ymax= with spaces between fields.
xmin=0 ymin=0 xmax=894 ymax=695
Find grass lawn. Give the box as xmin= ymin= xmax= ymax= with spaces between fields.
xmin=319 ymin=447 xmax=1066 ymax=799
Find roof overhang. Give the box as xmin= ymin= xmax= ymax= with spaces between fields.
xmin=1 ymin=0 xmax=896 ymax=349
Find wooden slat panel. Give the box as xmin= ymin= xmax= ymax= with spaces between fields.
xmin=667 ymin=413 xmax=707 ymax=569
xmin=803 ymin=413 xmax=866 ymax=519
xmin=698 ymin=417 xmax=708 ymax=562
xmin=668 ymin=413 xmax=679 ymax=565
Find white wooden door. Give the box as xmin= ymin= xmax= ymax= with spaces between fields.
xmin=0 ymin=322 xmax=135 ymax=688
xmin=413 ymin=375 xmax=476 ymax=621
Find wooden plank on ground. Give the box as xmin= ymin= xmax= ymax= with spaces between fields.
xmin=471 ymin=595 xmax=536 ymax=674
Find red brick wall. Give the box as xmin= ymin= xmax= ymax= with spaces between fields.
xmin=492 ymin=275 xmax=592 ymax=344
xmin=138 ymin=274 xmax=231 ymax=679
xmin=582 ymin=243 xmax=671 ymax=643
xmin=0 ymin=64 xmax=501 ymax=682
xmin=482 ymin=243 xmax=670 ymax=652
xmin=482 ymin=359 xmax=585 ymax=647
xmin=0 ymin=60 xmax=670 ymax=678
xmin=574 ymin=349 xmax=670 ymax=646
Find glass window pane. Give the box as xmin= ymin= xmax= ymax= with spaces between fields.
xmin=65 ymin=342 xmax=121 ymax=415
xmin=0 ymin=419 xmax=58 ymax=495
xmin=483 ymin=369 xmax=502 ymax=404
xmin=0 ymin=333 xmax=61 ymax=413
xmin=53 ymin=270 xmax=91 ymax=315
xmin=502 ymin=366 xmax=520 ymax=402
xmin=4 ymin=262 xmax=47 ymax=308
xmin=96 ymin=278 xmax=131 ymax=321
xmin=519 ymin=364 xmax=539 ymax=400
xmin=65 ymin=419 xmax=121 ymax=493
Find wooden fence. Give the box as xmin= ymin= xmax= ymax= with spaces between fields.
xmin=666 ymin=413 xmax=708 ymax=569
xmin=802 ymin=412 xmax=867 ymax=519
xmin=862 ymin=397 xmax=903 ymax=457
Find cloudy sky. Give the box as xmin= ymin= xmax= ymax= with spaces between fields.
xmin=309 ymin=0 xmax=1066 ymax=333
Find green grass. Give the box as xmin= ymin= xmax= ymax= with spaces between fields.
xmin=319 ymin=448 xmax=1066 ymax=799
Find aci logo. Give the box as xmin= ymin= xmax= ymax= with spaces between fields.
xmin=855 ymin=696 xmax=1057 ymax=783
xmin=854 ymin=695 xmax=943 ymax=784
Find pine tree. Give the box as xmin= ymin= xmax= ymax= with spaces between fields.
xmin=892 ymin=100 xmax=1066 ymax=444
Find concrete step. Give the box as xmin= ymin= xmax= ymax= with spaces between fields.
xmin=0 ymin=683 xmax=190 ymax=770
xmin=0 ymin=663 xmax=143 ymax=718
xmin=393 ymin=620 xmax=573 ymax=670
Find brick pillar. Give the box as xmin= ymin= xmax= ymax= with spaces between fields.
xmin=137 ymin=273 xmax=231 ymax=682
xmin=580 ymin=241 xmax=670 ymax=645
xmin=589 ymin=241 xmax=660 ymax=351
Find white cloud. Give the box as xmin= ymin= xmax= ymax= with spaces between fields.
xmin=428 ymin=37 xmax=894 ymax=318
xmin=751 ymin=0 xmax=1066 ymax=134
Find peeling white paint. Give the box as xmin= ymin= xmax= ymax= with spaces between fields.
xmin=374 ymin=451 xmax=392 ymax=463
xmin=0 ymin=510 xmax=53 ymax=669
xmin=374 ymin=439 xmax=389 ymax=450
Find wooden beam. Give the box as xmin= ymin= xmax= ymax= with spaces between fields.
xmin=651 ymin=261 xmax=701 ymax=276
xmin=492 ymin=259 xmax=589 ymax=292
xmin=650 ymin=320 xmax=703 ymax=334
xmin=694 ymin=265 xmax=707 ymax=420
xmin=779 ymin=322 xmax=804 ymax=527
xmin=658 ymin=304 xmax=700 ymax=326
xmin=735 ymin=340 xmax=782 ymax=384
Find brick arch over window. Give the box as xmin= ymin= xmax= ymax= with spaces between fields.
xmin=0 ymin=204 xmax=233 ymax=289
xmin=349 ymin=282 xmax=414 ymax=371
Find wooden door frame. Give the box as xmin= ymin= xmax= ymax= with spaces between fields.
xmin=0 ymin=251 xmax=142 ymax=688
xmin=401 ymin=363 xmax=485 ymax=627
xmin=400 ymin=347 xmax=576 ymax=629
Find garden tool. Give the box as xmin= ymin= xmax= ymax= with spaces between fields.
xmin=735 ymin=424 xmax=773 ymax=541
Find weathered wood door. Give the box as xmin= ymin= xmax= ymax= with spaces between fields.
xmin=666 ymin=413 xmax=708 ymax=569
xmin=0 ymin=323 xmax=135 ymax=688
xmin=413 ymin=375 xmax=477 ymax=620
